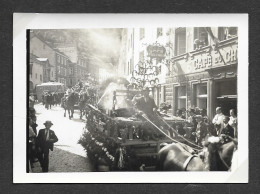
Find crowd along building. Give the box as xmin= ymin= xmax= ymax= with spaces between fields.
xmin=119 ymin=27 xmax=238 ymax=120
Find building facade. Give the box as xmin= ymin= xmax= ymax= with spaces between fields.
xmin=119 ymin=27 xmax=238 ymax=119
xmin=29 ymin=54 xmax=43 ymax=93
xmin=55 ymin=44 xmax=90 ymax=87
xmin=29 ymin=54 xmax=54 ymax=93
xmin=55 ymin=51 xmax=70 ymax=86
xmin=30 ymin=34 xmax=56 ymax=82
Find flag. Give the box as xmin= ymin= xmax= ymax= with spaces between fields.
xmin=204 ymin=27 xmax=226 ymax=65
xmin=204 ymin=27 xmax=219 ymax=47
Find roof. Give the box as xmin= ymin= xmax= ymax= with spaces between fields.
xmin=30 ymin=32 xmax=55 ymax=51
xmin=36 ymin=58 xmax=48 ymax=62
xmin=55 ymin=46 xmax=78 ymax=63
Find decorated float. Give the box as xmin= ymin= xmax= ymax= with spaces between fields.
xmin=79 ymin=77 xmax=190 ymax=171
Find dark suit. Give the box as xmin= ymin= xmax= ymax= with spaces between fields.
xmin=133 ymin=95 xmax=164 ymax=138
xmin=195 ymin=121 xmax=208 ymax=146
xmin=220 ymin=124 xmax=234 ymax=143
xmin=133 ymin=95 xmax=157 ymax=117
xmin=37 ymin=128 xmax=58 ymax=172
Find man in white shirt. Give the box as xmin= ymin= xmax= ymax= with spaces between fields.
xmin=212 ymin=107 xmax=224 ymax=135
xmin=36 ymin=121 xmax=58 ymax=172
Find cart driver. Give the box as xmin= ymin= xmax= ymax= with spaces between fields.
xmin=132 ymin=87 xmax=171 ymax=140
xmin=132 ymin=86 xmax=157 ymax=118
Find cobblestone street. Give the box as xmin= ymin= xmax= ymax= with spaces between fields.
xmin=31 ymin=103 xmax=94 ymax=172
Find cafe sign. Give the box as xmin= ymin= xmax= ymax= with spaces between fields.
xmin=193 ymin=46 xmax=238 ymax=71
xmin=147 ymin=45 xmax=166 ymax=59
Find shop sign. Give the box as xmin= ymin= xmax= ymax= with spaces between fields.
xmin=193 ymin=46 xmax=237 ymax=71
xmin=147 ymin=45 xmax=166 ymax=59
xmin=214 ymin=47 xmax=238 ymax=65
xmin=194 ymin=55 xmax=212 ymax=70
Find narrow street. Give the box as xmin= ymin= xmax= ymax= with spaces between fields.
xmin=32 ymin=103 xmax=94 ymax=172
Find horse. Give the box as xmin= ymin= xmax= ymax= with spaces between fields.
xmin=87 ymin=87 xmax=97 ymax=106
xmin=156 ymin=136 xmax=236 ymax=171
xmin=79 ymin=91 xmax=89 ymax=119
xmin=62 ymin=92 xmax=78 ymax=119
xmin=156 ymin=143 xmax=205 ymax=171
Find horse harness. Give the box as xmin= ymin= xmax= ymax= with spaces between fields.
xmin=218 ymin=150 xmax=231 ymax=170
xmin=175 ymin=143 xmax=198 ymax=171
xmin=183 ymin=155 xmax=198 ymax=171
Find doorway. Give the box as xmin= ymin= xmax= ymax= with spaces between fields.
xmin=215 ymin=78 xmax=237 ymax=116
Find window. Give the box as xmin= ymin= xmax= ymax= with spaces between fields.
xmin=70 ymin=67 xmax=73 ymax=75
xmin=227 ymin=27 xmax=237 ymax=38
xmin=154 ymin=88 xmax=159 ymax=106
xmin=139 ymin=51 xmax=144 ymax=63
xmin=131 ymin=34 xmax=132 ymax=49
xmin=194 ymin=84 xmax=207 ymax=109
xmin=176 ymin=86 xmax=186 ymax=110
xmin=130 ymin=58 xmax=134 ymax=74
xmin=29 ymin=63 xmax=33 ymax=76
xmin=140 ymin=28 xmax=145 ymax=40
xmin=163 ymin=86 xmax=166 ymax=102
xmin=158 ymin=86 xmax=162 ymax=105
xmin=40 ymin=74 xmax=42 ymax=81
xmin=57 ymin=55 xmax=60 ymax=63
xmin=128 ymin=62 xmax=130 ymax=75
xmin=175 ymin=28 xmax=186 ymax=56
xmin=128 ymin=39 xmax=130 ymax=51
xmin=35 ymin=73 xmax=37 ymax=79
xmin=157 ymin=28 xmax=163 ymax=38
xmin=218 ymin=27 xmax=226 ymax=41
xmin=57 ymin=66 xmax=60 ymax=75
xmin=193 ymin=27 xmax=208 ymax=50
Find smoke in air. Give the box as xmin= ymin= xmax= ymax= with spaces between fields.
xmin=98 ymin=82 xmax=128 ymax=110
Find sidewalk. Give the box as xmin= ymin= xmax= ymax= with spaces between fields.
xmin=30 ymin=146 xmax=93 ymax=173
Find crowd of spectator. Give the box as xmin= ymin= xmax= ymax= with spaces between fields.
xmin=174 ymin=107 xmax=237 ymax=146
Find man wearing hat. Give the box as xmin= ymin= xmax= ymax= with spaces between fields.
xmin=133 ymin=87 xmax=171 ymax=140
xmin=194 ymin=115 xmax=209 ymax=146
xmin=184 ymin=108 xmax=198 ymax=141
xmin=36 ymin=120 xmax=58 ymax=172
xmin=133 ymin=87 xmax=157 ymax=117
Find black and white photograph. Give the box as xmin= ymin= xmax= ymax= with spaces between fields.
xmin=13 ymin=14 xmax=248 ymax=183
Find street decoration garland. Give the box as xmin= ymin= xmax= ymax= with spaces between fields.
xmin=78 ymin=106 xmax=131 ymax=171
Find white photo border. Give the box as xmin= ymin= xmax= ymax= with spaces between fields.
xmin=13 ymin=13 xmax=248 ymax=183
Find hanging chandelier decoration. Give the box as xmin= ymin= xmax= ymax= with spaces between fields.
xmin=127 ymin=41 xmax=170 ymax=90
xmin=127 ymin=60 xmax=161 ymax=90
